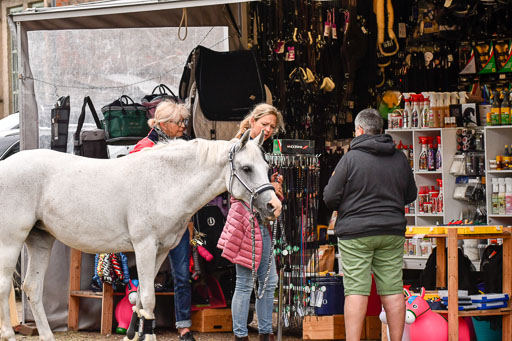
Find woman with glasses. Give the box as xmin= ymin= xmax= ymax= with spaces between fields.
xmin=130 ymin=99 xmax=195 ymax=341
xmin=217 ymin=103 xmax=285 ymax=341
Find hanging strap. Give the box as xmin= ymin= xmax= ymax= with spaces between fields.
xmin=75 ymin=96 xmax=103 ymax=138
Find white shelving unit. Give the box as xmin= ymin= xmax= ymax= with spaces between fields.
xmin=387 ymin=128 xmax=467 ymax=226
xmin=484 ymin=126 xmax=512 ymax=227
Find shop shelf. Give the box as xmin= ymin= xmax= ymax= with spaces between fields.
xmin=485 ymin=125 xmax=512 ymax=130
xmin=416 ymin=170 xmax=443 ymax=174
xmin=488 ymin=215 xmax=512 ymax=218
xmin=416 ymin=213 xmax=444 ymax=217
xmin=486 ymin=170 xmax=512 ymax=174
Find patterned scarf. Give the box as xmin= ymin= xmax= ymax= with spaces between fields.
xmin=154 ymin=126 xmax=172 ymax=142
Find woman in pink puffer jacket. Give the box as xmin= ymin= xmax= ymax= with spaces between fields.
xmin=217 ymin=104 xmax=284 ymax=341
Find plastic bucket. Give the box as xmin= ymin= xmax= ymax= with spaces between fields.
xmin=472 ymin=317 xmax=502 ymax=341
xmin=314 ymin=276 xmax=344 ymax=315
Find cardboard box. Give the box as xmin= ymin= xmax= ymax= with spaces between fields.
xmin=303 ymin=315 xmax=381 ymax=340
xmin=191 ymin=308 xmax=232 ymax=332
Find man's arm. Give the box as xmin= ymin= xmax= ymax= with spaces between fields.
xmin=404 ymin=167 xmax=417 ymax=205
xmin=323 ymin=157 xmax=349 ymax=211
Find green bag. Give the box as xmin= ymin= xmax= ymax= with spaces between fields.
xmin=101 ymin=95 xmax=149 ymax=144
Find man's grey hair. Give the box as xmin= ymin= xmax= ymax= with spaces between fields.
xmin=354 ymin=109 xmax=383 ymax=135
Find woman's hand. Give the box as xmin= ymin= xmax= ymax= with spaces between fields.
xmin=270 ymin=172 xmax=284 ymax=200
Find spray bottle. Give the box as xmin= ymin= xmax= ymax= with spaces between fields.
xmin=435 ymin=135 xmax=442 ymax=170
xmin=429 ymin=93 xmax=438 ymax=128
xmin=442 ymin=92 xmax=451 ymax=128
xmin=436 ymin=178 xmax=443 ymax=213
xmin=411 ymin=94 xmax=420 ymax=128
xmin=427 ymin=137 xmax=436 ymax=171
xmin=418 ymin=136 xmax=428 ymax=171
xmin=421 ymin=95 xmax=430 ymax=128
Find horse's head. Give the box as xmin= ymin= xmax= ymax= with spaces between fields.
xmin=404 ymin=287 xmax=429 ymax=324
xmin=227 ymin=130 xmax=282 ymax=220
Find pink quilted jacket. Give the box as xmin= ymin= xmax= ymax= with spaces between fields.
xmin=217 ymin=198 xmax=263 ymax=270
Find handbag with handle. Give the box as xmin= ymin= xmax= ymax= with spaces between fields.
xmin=141 ymin=84 xmax=180 ymax=119
xmin=73 ymin=96 xmax=109 ymax=159
xmin=101 ymin=95 xmax=149 ymax=144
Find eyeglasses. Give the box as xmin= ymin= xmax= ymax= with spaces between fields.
xmin=171 ymin=119 xmax=188 ymax=127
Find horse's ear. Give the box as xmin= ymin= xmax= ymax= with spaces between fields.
xmin=239 ymin=129 xmax=251 ymax=150
xmin=420 ymin=287 xmax=426 ymax=299
xmin=256 ymin=130 xmax=265 ymax=146
xmin=403 ymin=288 xmax=411 ymax=298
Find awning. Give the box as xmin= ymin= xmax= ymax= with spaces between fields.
xmin=11 ymin=0 xmax=256 ymax=31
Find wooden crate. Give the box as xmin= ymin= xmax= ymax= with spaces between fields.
xmin=191 ymin=308 xmax=232 ymax=332
xmin=365 ymin=315 xmax=381 ymax=340
xmin=303 ymin=315 xmax=346 ymax=340
xmin=303 ymin=315 xmax=381 ymax=340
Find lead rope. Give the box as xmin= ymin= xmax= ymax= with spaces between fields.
xmin=243 ymin=201 xmax=276 ymax=300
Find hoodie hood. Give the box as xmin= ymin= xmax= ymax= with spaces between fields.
xmin=350 ymin=134 xmax=396 ymax=155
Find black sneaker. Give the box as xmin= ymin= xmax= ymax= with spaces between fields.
xmin=179 ymin=332 xmax=196 ymax=341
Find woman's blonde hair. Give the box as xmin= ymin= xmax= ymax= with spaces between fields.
xmin=235 ymin=103 xmax=285 ymax=138
xmin=147 ymin=99 xmax=190 ymax=128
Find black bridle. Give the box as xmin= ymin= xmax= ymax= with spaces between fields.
xmin=228 ymin=144 xmax=275 ymax=213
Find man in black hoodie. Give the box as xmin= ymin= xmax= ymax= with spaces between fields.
xmin=324 ymin=109 xmax=417 ymax=341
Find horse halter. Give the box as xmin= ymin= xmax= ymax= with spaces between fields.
xmin=228 ymin=144 xmax=275 ymax=213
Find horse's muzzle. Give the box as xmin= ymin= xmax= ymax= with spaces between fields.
xmin=266 ymin=197 xmax=282 ymax=220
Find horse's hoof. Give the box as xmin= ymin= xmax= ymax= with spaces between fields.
xmin=140 ymin=334 xmax=156 ymax=341
xmin=123 ymin=334 xmax=139 ymax=341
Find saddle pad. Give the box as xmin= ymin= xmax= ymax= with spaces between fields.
xmin=195 ymin=45 xmax=265 ymax=121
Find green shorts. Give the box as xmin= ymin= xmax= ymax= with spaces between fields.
xmin=338 ymin=235 xmax=405 ymax=296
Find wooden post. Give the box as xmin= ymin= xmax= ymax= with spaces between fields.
xmin=67 ymin=248 xmax=82 ymax=331
xmin=100 ymin=283 xmax=113 ymax=335
xmin=502 ymin=227 xmax=512 ymax=341
xmin=436 ymin=237 xmax=446 ymax=288
xmin=9 ymin=284 xmax=19 ymax=327
xmin=447 ymin=228 xmax=458 ymax=341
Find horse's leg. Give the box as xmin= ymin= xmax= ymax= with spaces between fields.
xmin=0 ymin=227 xmax=30 ymax=341
xmin=129 ymin=243 xmax=169 ymax=341
xmin=0 ymin=248 xmax=23 ymax=341
xmin=125 ymin=249 xmax=169 ymax=341
xmin=22 ymin=229 xmax=56 ymax=341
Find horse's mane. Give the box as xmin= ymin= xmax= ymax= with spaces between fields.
xmin=146 ymin=138 xmax=236 ymax=167
xmin=194 ymin=138 xmax=236 ymax=167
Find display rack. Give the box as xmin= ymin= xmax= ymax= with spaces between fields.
xmin=402 ymin=227 xmax=512 ymax=341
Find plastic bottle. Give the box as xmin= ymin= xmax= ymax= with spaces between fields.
xmin=422 ymin=96 xmax=430 ymax=128
xmin=442 ymin=92 xmax=451 ymax=128
xmin=498 ymin=178 xmax=506 ymax=215
xmin=501 ymin=90 xmax=510 ymax=125
xmin=435 ymin=135 xmax=442 ymax=170
xmin=403 ymin=97 xmax=411 ymax=128
xmin=418 ymin=137 xmax=428 ymax=171
xmin=427 ymin=138 xmax=436 ymax=171
xmin=429 ymin=93 xmax=438 ymax=128
xmin=506 ymin=178 xmax=512 ymax=214
xmin=491 ymin=91 xmax=501 ymax=126
xmin=411 ymin=95 xmax=420 ymax=128
xmin=409 ymin=144 xmax=414 ymax=169
xmin=436 ymin=178 xmax=443 ymax=213
xmin=492 ymin=178 xmax=499 ymax=214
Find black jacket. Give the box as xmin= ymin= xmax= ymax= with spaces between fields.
xmin=323 ymin=134 xmax=417 ymax=239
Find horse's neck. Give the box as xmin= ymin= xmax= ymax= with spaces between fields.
xmin=157 ymin=142 xmax=229 ymax=216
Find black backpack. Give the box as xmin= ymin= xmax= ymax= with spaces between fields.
xmin=480 ymin=244 xmax=503 ymax=293
xmin=194 ymin=205 xmax=231 ymax=270
xmin=419 ymin=246 xmax=478 ymax=294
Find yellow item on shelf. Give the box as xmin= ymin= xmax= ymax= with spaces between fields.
xmin=461 ymin=225 xmax=503 ymax=234
xmin=406 ymin=226 xmax=446 ymax=235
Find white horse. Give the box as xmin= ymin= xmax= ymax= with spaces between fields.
xmin=0 ymin=130 xmax=281 ymax=341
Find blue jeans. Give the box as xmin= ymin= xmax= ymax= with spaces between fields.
xmin=231 ymin=226 xmax=278 ymax=337
xmin=168 ymin=229 xmax=191 ymax=329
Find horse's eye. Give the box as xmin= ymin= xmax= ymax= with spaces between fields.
xmin=412 ymin=304 xmax=418 ymax=309
xmin=242 ymin=166 xmax=252 ymax=173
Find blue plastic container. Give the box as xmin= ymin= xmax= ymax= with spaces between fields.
xmin=472 ymin=317 xmax=502 ymax=341
xmin=314 ymin=276 xmax=345 ymax=316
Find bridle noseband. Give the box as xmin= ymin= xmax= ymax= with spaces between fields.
xmin=228 ymin=144 xmax=275 ymax=213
